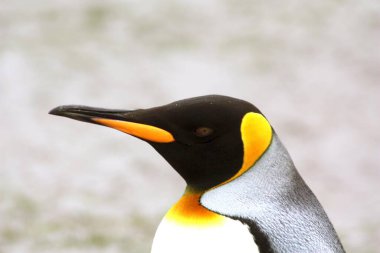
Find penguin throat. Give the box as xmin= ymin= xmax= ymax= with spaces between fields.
xmin=164 ymin=189 xmax=224 ymax=227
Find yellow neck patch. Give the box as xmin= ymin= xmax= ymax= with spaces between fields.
xmin=165 ymin=190 xmax=224 ymax=227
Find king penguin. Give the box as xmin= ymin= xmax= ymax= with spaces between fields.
xmin=50 ymin=95 xmax=345 ymax=253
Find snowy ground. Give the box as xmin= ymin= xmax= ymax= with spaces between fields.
xmin=1 ymin=0 xmax=379 ymax=252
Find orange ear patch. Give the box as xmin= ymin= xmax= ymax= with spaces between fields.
xmin=238 ymin=112 xmax=272 ymax=178
xmin=216 ymin=112 xmax=272 ymax=187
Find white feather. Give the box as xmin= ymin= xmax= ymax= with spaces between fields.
xmin=151 ymin=216 xmax=259 ymax=253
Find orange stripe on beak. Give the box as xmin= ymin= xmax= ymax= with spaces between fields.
xmin=93 ymin=118 xmax=175 ymax=143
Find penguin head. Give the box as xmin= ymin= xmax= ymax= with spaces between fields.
xmin=50 ymin=95 xmax=273 ymax=192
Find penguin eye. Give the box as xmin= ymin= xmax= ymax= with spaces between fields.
xmin=194 ymin=127 xmax=214 ymax=137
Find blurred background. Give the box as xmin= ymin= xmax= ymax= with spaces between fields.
xmin=1 ymin=0 xmax=379 ymax=252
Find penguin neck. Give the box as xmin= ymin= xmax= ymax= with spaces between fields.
xmin=201 ymin=133 xmax=345 ymax=252
xmin=164 ymin=187 xmax=224 ymax=227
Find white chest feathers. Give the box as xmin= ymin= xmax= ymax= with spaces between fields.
xmin=151 ymin=216 xmax=259 ymax=253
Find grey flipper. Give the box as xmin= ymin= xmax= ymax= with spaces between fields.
xmin=201 ymin=133 xmax=345 ymax=253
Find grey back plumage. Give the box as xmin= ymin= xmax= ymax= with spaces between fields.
xmin=201 ymin=133 xmax=345 ymax=253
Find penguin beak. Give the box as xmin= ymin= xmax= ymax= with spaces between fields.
xmin=49 ymin=105 xmax=175 ymax=143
